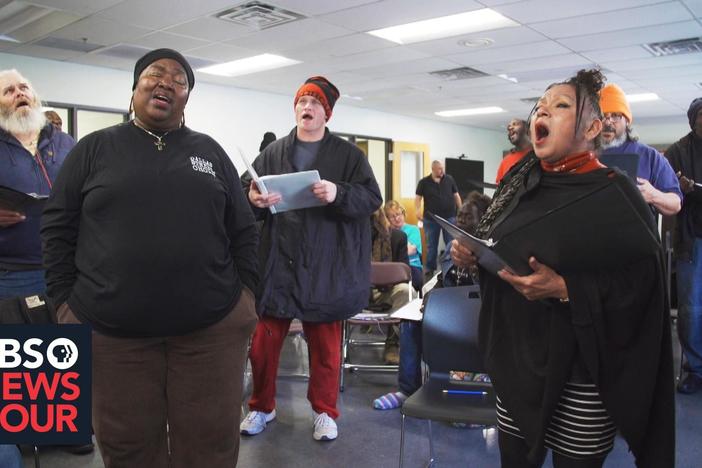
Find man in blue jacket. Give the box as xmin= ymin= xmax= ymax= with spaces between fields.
xmin=0 ymin=69 xmax=86 ymax=463
xmin=599 ymin=83 xmax=681 ymax=216
xmin=240 ymin=76 xmax=382 ymax=442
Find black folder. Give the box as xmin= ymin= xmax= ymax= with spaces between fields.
xmin=599 ymin=153 xmax=639 ymax=182
xmin=432 ymin=180 xmax=660 ymax=276
xmin=0 ymin=185 xmax=48 ymax=216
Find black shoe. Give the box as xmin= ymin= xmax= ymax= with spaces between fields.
xmin=677 ymin=373 xmax=702 ymax=394
xmin=61 ymin=443 xmax=95 ymax=455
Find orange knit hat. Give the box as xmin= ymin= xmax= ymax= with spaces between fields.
xmin=599 ymin=83 xmax=632 ymax=123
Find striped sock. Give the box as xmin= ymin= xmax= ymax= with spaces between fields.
xmin=373 ymin=391 xmax=408 ymax=410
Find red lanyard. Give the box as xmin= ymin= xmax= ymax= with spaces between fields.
xmin=34 ymin=151 xmax=52 ymax=190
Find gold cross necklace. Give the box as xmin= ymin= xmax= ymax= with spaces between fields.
xmin=133 ymin=120 xmax=171 ymax=151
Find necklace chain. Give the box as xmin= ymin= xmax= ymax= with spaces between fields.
xmin=133 ymin=120 xmax=171 ymax=151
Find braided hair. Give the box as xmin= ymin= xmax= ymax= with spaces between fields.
xmin=474 ymin=69 xmax=606 ymax=240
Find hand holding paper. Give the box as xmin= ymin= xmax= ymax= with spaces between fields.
xmin=248 ymin=180 xmax=282 ymax=209
xmin=312 ymin=180 xmax=337 ymax=204
xmin=0 ymin=207 xmax=25 ymax=227
xmin=498 ymin=257 xmax=568 ymax=301
xmin=450 ymin=239 xmax=478 ymax=269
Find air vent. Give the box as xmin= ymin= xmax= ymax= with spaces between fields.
xmin=643 ymin=37 xmax=702 ymax=57
xmin=215 ymin=2 xmax=305 ymax=30
xmin=34 ymin=37 xmax=103 ymax=52
xmin=429 ymin=66 xmax=489 ymax=80
xmin=520 ymin=97 xmax=540 ymax=104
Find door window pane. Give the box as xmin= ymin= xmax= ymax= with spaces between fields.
xmin=76 ymin=110 xmax=125 ymax=140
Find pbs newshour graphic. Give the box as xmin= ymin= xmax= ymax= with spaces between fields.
xmin=0 ymin=325 xmax=91 ymax=445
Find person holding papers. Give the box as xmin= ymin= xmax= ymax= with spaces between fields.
xmin=451 ymin=69 xmax=674 ymax=467
xmin=241 ymin=76 xmax=382 ymax=442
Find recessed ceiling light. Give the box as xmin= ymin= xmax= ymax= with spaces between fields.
xmin=0 ymin=34 xmax=19 ymax=43
xmin=626 ymin=93 xmax=659 ymax=103
xmin=435 ymin=106 xmax=505 ymax=117
xmin=497 ymin=73 xmax=518 ymax=83
xmin=367 ymin=8 xmax=518 ymax=45
xmin=197 ymin=53 xmax=300 ymax=77
xmin=458 ymin=38 xmax=494 ymax=48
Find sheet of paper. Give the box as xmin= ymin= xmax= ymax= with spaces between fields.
xmin=390 ymin=298 xmax=423 ymax=321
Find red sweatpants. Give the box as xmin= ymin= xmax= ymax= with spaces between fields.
xmin=248 ymin=316 xmax=342 ymax=419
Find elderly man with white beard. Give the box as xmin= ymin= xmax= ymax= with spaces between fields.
xmin=0 ymin=69 xmax=75 ymax=297
xmin=0 ymin=70 xmax=91 ymax=460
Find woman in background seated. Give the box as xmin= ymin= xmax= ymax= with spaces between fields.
xmin=384 ymin=200 xmax=423 ymax=292
xmin=452 ymin=69 xmax=674 ymax=467
xmin=369 ymin=208 xmax=410 ymax=364
xmin=373 ymin=191 xmax=491 ymax=410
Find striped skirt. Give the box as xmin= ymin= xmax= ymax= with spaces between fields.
xmin=496 ymin=382 xmax=617 ymax=459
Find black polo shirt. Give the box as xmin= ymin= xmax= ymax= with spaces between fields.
xmin=416 ymin=174 xmax=458 ymax=218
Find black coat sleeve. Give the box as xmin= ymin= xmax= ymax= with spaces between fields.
xmin=40 ymin=138 xmax=91 ymax=307
xmin=219 ymin=148 xmax=260 ymax=294
xmin=390 ymin=229 xmax=409 ymax=266
xmin=329 ymin=147 xmax=382 ymax=219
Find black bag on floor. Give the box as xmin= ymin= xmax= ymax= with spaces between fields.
xmin=0 ymin=294 xmax=56 ymax=324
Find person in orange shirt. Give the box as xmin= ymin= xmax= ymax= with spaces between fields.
xmin=495 ymin=118 xmax=532 ymax=183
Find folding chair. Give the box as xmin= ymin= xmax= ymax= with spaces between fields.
xmin=339 ymin=262 xmax=412 ymax=392
xmin=399 ymin=285 xmax=497 ymax=468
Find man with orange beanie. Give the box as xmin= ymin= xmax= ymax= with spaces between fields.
xmin=599 ymin=83 xmax=681 ymax=215
xmin=240 ymin=76 xmax=382 ymax=441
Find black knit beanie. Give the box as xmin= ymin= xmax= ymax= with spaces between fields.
xmin=133 ymin=48 xmax=195 ymax=91
xmin=688 ymin=97 xmax=702 ymax=130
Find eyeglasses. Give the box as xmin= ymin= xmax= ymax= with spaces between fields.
xmin=387 ymin=212 xmax=404 ymax=219
xmin=602 ymin=113 xmax=625 ymax=122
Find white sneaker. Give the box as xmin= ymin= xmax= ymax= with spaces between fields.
xmin=312 ymin=412 xmax=337 ymax=441
xmin=240 ymin=409 xmax=276 ymax=435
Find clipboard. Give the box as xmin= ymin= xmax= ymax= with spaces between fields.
xmin=431 ymin=179 xmax=660 ymax=276
xmin=238 ymin=147 xmax=325 ymax=214
xmin=0 ymin=185 xmax=48 ymax=216
xmin=429 ymin=213 xmax=525 ymax=276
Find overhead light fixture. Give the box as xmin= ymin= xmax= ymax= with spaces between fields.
xmin=341 ymin=94 xmax=363 ymax=101
xmin=458 ymin=38 xmax=494 ymax=48
xmin=626 ymin=93 xmax=659 ymax=103
xmin=435 ymin=106 xmax=505 ymax=117
xmin=0 ymin=34 xmax=18 ymax=42
xmin=498 ymin=73 xmax=518 ymax=83
xmin=197 ymin=54 xmax=300 ymax=77
xmin=367 ymin=8 xmax=517 ymax=45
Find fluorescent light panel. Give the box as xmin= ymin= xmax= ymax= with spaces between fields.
xmin=436 ymin=107 xmax=504 ymax=117
xmin=197 ymin=54 xmax=300 ymax=77
xmin=626 ymin=93 xmax=659 ymax=103
xmin=367 ymin=8 xmax=518 ymax=45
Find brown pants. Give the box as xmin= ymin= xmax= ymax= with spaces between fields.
xmin=59 ymin=289 xmax=257 ymax=468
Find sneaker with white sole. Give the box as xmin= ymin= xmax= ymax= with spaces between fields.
xmin=240 ymin=409 xmax=276 ymax=436
xmin=312 ymin=412 xmax=337 ymax=441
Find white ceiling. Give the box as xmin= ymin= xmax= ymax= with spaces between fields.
xmin=2 ymin=0 xmax=702 ymax=131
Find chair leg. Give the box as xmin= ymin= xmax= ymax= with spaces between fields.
xmin=339 ymin=320 xmax=348 ymax=392
xmin=427 ymin=420 xmax=436 ymax=468
xmin=399 ymin=414 xmax=406 ymax=468
xmin=34 ymin=445 xmax=40 ymax=468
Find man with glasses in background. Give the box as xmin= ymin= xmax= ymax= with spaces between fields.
xmin=599 ymin=83 xmax=681 ymax=215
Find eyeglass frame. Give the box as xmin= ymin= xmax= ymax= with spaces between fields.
xmin=602 ymin=113 xmax=626 ymax=123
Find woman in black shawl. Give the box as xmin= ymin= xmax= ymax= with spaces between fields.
xmin=451 ymin=69 xmax=674 ymax=467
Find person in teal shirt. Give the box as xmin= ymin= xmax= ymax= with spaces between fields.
xmin=384 ymin=200 xmax=423 ymax=291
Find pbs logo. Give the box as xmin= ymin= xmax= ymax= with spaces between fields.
xmin=0 ymin=337 xmax=79 ymax=370
xmin=47 ymin=338 xmax=79 ymax=370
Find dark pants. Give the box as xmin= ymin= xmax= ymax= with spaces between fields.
xmin=498 ymin=431 xmax=606 ymax=468
xmin=423 ymin=216 xmax=455 ymax=271
xmin=248 ymin=316 xmax=342 ymax=418
xmin=61 ymin=290 xmax=258 ymax=468
xmin=677 ymin=238 xmax=702 ymax=376
xmin=398 ymin=320 xmax=422 ymax=395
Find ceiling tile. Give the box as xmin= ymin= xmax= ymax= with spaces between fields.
xmin=581 ymin=46 xmax=653 ymax=63
xmin=352 ymin=57 xmax=465 ymax=79
xmin=449 ymin=40 xmax=570 ymax=66
xmin=477 ymin=53 xmax=593 ymax=75
xmin=529 ymin=2 xmax=693 ymax=38
xmin=184 ymin=43 xmax=258 ymax=62
xmin=557 ymin=20 xmax=702 ymax=51
xmin=163 ymin=17 xmax=253 ymax=43
xmin=225 ymin=18 xmax=353 ymax=53
xmin=25 ymin=0 xmax=124 ymax=15
xmin=3 ymin=45 xmax=83 ymax=61
xmin=603 ymin=53 xmax=702 ymax=73
xmin=129 ymin=32 xmax=211 ymax=53
xmin=268 ymin=0 xmax=379 ymax=16
xmin=319 ymin=0 xmax=483 ymax=32
xmin=493 ymin=0 xmax=666 ymax=24
xmin=283 ymin=33 xmax=396 ymax=59
xmin=682 ymin=0 xmax=702 ymax=17
xmin=406 ymin=26 xmax=547 ymax=56
xmin=50 ymin=16 xmax=150 ymax=46
xmin=97 ymin=0 xmax=236 ymax=29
